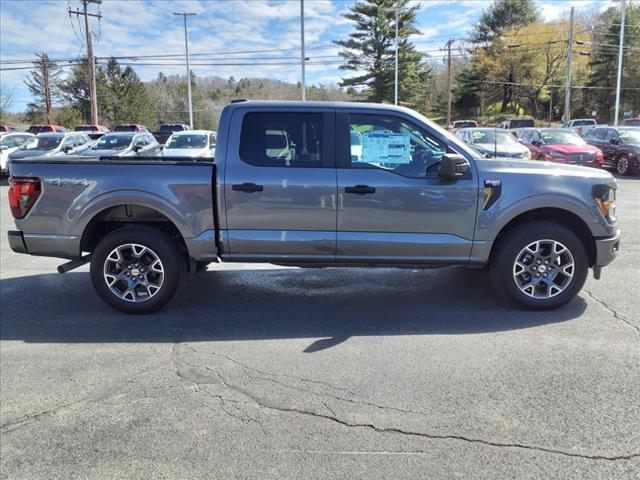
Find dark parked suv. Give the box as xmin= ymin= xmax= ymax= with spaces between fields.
xmin=585 ymin=127 xmax=640 ymax=175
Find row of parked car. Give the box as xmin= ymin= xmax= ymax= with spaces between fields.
xmin=0 ymin=126 xmax=217 ymax=175
xmin=453 ymin=123 xmax=640 ymax=176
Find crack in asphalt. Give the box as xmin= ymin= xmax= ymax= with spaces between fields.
xmin=0 ymin=368 xmax=160 ymax=433
xmin=174 ymin=346 xmax=640 ymax=463
xmin=584 ymin=290 xmax=640 ymax=336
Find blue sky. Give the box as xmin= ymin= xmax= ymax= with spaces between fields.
xmin=0 ymin=0 xmax=615 ymax=112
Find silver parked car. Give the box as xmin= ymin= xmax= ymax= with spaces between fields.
xmin=8 ymin=132 xmax=92 ymax=162
xmin=83 ymin=132 xmax=161 ymax=157
xmin=456 ymin=128 xmax=531 ymax=159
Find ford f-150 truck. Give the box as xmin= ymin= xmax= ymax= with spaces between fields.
xmin=7 ymin=101 xmax=620 ymax=314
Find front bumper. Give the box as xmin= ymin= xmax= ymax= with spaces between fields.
xmin=594 ymin=229 xmax=620 ymax=267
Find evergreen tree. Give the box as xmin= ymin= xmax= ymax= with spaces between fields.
xmin=59 ymin=58 xmax=105 ymax=123
xmin=335 ymin=0 xmax=430 ymax=106
xmin=472 ymin=0 xmax=541 ymax=43
xmin=24 ymin=53 xmax=63 ymax=124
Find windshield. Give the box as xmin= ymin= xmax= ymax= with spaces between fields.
xmin=540 ymin=130 xmax=586 ymax=145
xmin=572 ymin=120 xmax=596 ymax=126
xmin=624 ymin=119 xmax=640 ymax=126
xmin=160 ymin=125 xmax=183 ymax=132
xmin=470 ymin=130 xmax=517 ymax=145
xmin=20 ymin=136 xmax=61 ymax=150
xmin=114 ymin=125 xmax=137 ymax=132
xmin=166 ymin=134 xmax=207 ymax=149
xmin=75 ymin=126 xmax=97 ymax=132
xmin=27 ymin=126 xmax=52 ymax=134
xmin=454 ymin=121 xmax=477 ymax=128
xmin=619 ymin=129 xmax=640 ymax=145
xmin=93 ymin=135 xmax=133 ymax=150
xmin=509 ymin=119 xmax=534 ymax=129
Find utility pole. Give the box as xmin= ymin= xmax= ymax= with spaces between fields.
xmin=394 ymin=2 xmax=399 ymax=105
xmin=300 ymin=0 xmax=306 ymax=101
xmin=173 ymin=12 xmax=197 ymax=128
xmin=68 ymin=0 xmax=102 ymax=125
xmin=614 ymin=0 xmax=626 ymax=126
xmin=36 ymin=54 xmax=52 ymax=125
xmin=445 ymin=39 xmax=454 ymax=127
xmin=563 ymin=6 xmax=574 ymax=123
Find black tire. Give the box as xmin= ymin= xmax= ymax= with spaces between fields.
xmin=90 ymin=226 xmax=186 ymax=314
xmin=490 ymin=221 xmax=588 ymax=310
xmin=616 ymin=154 xmax=631 ymax=176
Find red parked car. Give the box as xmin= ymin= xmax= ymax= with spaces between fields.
xmin=0 ymin=124 xmax=22 ymax=132
xmin=517 ymin=128 xmax=604 ymax=168
xmin=27 ymin=124 xmax=68 ymax=134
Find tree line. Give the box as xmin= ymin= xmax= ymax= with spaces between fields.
xmin=3 ymin=0 xmax=638 ymax=128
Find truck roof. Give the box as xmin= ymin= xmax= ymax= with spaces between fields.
xmin=223 ymin=100 xmax=419 ymax=114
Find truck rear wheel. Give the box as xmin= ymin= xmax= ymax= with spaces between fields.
xmin=90 ymin=226 xmax=186 ymax=314
xmin=490 ymin=222 xmax=588 ymax=310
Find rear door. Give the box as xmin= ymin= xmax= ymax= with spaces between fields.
xmin=224 ymin=107 xmax=337 ymax=262
xmin=335 ymin=109 xmax=478 ymax=263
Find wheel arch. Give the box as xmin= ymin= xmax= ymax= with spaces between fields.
xmin=490 ymin=207 xmax=597 ymax=266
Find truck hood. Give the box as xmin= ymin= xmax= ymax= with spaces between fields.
xmin=544 ymin=144 xmax=600 ymax=155
xmin=477 ymin=157 xmax=614 ymax=181
xmin=83 ymin=148 xmax=129 ymax=157
xmin=161 ymin=148 xmax=210 ymax=157
xmin=9 ymin=149 xmax=50 ymax=159
xmin=474 ymin=143 xmax=528 ymax=154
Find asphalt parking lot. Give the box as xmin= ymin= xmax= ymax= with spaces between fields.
xmin=1 ymin=176 xmax=639 ymax=479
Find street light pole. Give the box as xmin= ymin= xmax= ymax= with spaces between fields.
xmin=300 ymin=0 xmax=306 ymax=101
xmin=614 ymin=0 xmax=626 ymax=126
xmin=394 ymin=3 xmax=399 ymax=105
xmin=174 ymin=12 xmax=197 ymax=128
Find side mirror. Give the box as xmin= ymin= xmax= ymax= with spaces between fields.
xmin=133 ymin=144 xmax=142 ymax=152
xmin=62 ymin=145 xmax=72 ymax=153
xmin=609 ymin=138 xmax=618 ymax=144
xmin=0 ymin=145 xmax=7 ymax=151
xmin=438 ymin=154 xmax=470 ymax=179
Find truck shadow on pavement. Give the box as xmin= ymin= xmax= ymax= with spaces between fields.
xmin=0 ymin=266 xmax=587 ymax=352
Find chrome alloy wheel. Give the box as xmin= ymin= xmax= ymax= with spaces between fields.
xmin=512 ymin=239 xmax=575 ymax=299
xmin=103 ymin=243 xmax=164 ymax=302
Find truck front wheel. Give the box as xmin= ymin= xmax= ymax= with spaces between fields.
xmin=490 ymin=222 xmax=588 ymax=310
xmin=90 ymin=226 xmax=186 ymax=314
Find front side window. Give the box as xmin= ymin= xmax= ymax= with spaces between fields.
xmin=348 ymin=114 xmax=448 ymax=178
xmin=240 ymin=112 xmax=323 ymax=167
xmin=605 ymin=129 xmax=618 ymax=142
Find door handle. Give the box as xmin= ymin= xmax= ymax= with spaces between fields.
xmin=345 ymin=185 xmax=376 ymax=194
xmin=232 ymin=182 xmax=264 ymax=192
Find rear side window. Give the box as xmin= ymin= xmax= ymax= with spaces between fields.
xmin=239 ymin=112 xmax=323 ymax=167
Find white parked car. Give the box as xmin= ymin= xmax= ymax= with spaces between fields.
xmin=0 ymin=132 xmax=34 ymax=174
xmin=161 ymin=130 xmax=216 ymax=158
xmin=563 ymin=118 xmax=597 ymax=137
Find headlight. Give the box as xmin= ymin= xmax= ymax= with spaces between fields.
xmin=593 ymin=184 xmax=616 ymax=223
xmin=548 ymin=151 xmax=565 ymax=158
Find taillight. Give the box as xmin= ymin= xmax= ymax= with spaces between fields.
xmin=8 ymin=177 xmax=41 ymax=219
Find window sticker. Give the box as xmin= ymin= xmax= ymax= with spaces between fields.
xmin=362 ymin=132 xmax=411 ymax=165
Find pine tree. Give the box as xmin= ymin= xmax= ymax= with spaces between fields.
xmin=335 ymin=0 xmax=429 ymax=106
xmin=24 ymin=53 xmax=63 ymax=124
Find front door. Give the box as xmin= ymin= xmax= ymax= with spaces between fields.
xmin=335 ymin=110 xmax=478 ymax=264
xmin=224 ymin=108 xmax=337 ymax=262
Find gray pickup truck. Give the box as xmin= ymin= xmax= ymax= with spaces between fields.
xmin=7 ymin=101 xmax=620 ymax=314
